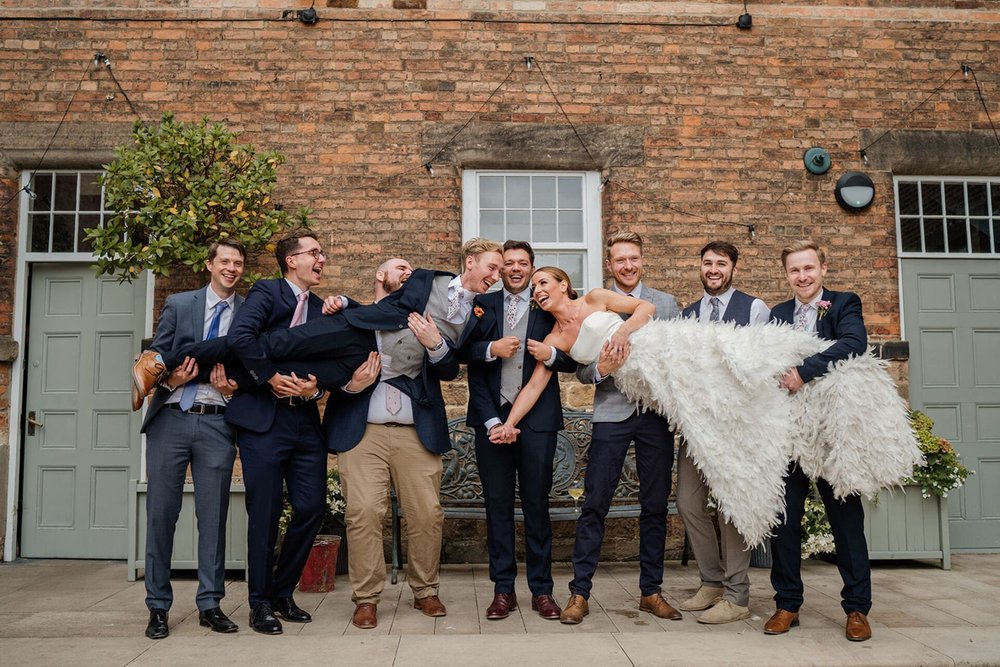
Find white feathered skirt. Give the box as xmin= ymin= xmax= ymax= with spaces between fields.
xmin=612 ymin=318 xmax=922 ymax=547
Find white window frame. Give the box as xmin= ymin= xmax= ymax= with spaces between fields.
xmin=461 ymin=169 xmax=604 ymax=292
xmin=894 ymin=175 xmax=1000 ymax=258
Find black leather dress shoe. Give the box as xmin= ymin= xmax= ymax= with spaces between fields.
xmin=199 ymin=607 xmax=239 ymax=633
xmin=272 ymin=596 xmax=312 ymax=623
xmin=145 ymin=608 xmax=169 ymax=639
xmin=249 ymin=604 xmax=283 ymax=635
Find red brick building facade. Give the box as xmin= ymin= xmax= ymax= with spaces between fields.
xmin=1 ymin=1 xmax=997 ymax=560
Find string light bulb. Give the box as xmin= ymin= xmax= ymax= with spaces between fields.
xmin=748 ymin=224 xmax=756 ymax=241
xmin=424 ymin=163 xmax=435 ymax=176
xmin=599 ymin=176 xmax=610 ymax=192
xmin=860 ymin=149 xmax=868 ymax=165
xmin=961 ymin=63 xmax=971 ymax=78
xmin=23 ymin=185 xmax=37 ymax=201
xmin=524 ymin=56 xmax=535 ymax=70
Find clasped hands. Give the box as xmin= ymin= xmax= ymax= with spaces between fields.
xmin=490 ymin=336 xmax=551 ymax=361
xmin=489 ymin=422 xmax=520 ymax=445
xmin=166 ymin=357 xmax=238 ymax=396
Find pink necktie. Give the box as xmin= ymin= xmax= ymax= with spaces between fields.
xmin=290 ymin=292 xmax=308 ymax=327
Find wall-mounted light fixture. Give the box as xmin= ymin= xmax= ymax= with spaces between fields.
xmin=803 ymin=147 xmax=831 ymax=175
xmin=834 ymin=172 xmax=875 ymax=211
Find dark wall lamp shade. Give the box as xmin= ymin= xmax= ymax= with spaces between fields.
xmin=834 ymin=172 xmax=875 ymax=211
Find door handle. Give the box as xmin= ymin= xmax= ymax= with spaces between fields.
xmin=27 ymin=411 xmax=43 ymax=436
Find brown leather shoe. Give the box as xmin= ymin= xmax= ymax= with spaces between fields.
xmin=639 ymin=592 xmax=682 ymax=620
xmin=559 ymin=594 xmax=589 ymax=625
xmin=531 ymin=595 xmax=561 ymax=620
xmin=486 ymin=592 xmax=517 ymax=620
xmin=413 ymin=595 xmax=447 ymax=617
xmin=764 ymin=609 xmax=799 ymax=635
xmin=845 ymin=611 xmax=872 ymax=642
xmin=352 ymin=603 xmax=377 ymax=629
xmin=131 ymin=350 xmax=167 ymax=411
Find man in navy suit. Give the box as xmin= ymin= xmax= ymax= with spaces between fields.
xmin=765 ymin=239 xmax=873 ymax=643
xmin=460 ymin=240 xmax=576 ymax=622
xmin=226 ymin=230 xmax=331 ymax=635
xmin=141 ymin=239 xmax=246 ymax=640
xmin=327 ymin=240 xmax=504 ymax=630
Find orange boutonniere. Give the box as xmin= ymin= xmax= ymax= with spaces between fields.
xmin=473 ymin=305 xmax=485 ymax=318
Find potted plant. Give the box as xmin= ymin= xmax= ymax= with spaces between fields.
xmin=800 ymin=410 xmax=972 ymax=568
xmin=280 ymin=467 xmax=347 ymax=592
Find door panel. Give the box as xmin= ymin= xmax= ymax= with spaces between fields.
xmin=20 ymin=264 xmax=146 ymax=558
xmin=903 ymin=258 xmax=1000 ymax=550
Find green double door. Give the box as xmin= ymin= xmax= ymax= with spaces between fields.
xmin=902 ymin=258 xmax=1000 ymax=551
xmin=19 ymin=264 xmax=146 ymax=558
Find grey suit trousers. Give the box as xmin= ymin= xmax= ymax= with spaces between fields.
xmin=144 ymin=407 xmax=236 ymax=611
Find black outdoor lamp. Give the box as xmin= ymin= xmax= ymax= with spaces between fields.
xmin=834 ymin=172 xmax=875 ymax=211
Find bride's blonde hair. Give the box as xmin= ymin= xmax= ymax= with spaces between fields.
xmin=533 ymin=266 xmax=579 ymax=300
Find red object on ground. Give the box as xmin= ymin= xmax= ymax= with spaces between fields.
xmin=298 ymin=535 xmax=341 ymax=593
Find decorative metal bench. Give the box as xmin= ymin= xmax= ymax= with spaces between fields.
xmin=390 ymin=410 xmax=686 ymax=583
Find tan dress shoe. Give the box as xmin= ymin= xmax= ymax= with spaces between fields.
xmin=559 ymin=594 xmax=589 ymax=625
xmin=131 ymin=350 xmax=167 ymax=411
xmin=763 ymin=609 xmax=799 ymax=634
xmin=679 ymin=585 xmax=724 ymax=612
xmin=845 ymin=611 xmax=872 ymax=642
xmin=697 ymin=599 xmax=751 ymax=624
xmin=413 ymin=595 xmax=447 ymax=617
xmin=352 ymin=603 xmax=377 ymax=629
xmin=639 ymin=593 xmax=683 ymax=620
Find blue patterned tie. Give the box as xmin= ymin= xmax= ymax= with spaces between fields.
xmin=179 ymin=301 xmax=228 ymax=411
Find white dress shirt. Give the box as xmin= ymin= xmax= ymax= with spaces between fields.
xmin=164 ymin=287 xmax=236 ymax=407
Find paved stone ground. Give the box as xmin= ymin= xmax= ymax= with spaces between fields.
xmin=2 ymin=554 xmax=999 ymax=666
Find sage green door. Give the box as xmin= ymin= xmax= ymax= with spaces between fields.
xmin=20 ymin=264 xmax=146 ymax=558
xmin=902 ymin=258 xmax=1000 ymax=551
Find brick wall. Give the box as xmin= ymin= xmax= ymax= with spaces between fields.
xmin=1 ymin=0 xmax=996 ymax=559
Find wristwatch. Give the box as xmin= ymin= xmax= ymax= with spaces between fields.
xmin=429 ymin=339 xmax=446 ymax=352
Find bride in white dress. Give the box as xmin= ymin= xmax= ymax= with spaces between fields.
xmin=492 ymin=267 xmax=921 ymax=547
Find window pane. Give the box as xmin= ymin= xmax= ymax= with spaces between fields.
xmin=992 ymin=183 xmax=1000 ymax=216
xmin=481 ymin=210 xmax=503 ymax=240
xmin=921 ymin=182 xmax=942 ymax=216
xmin=970 ymin=220 xmax=992 ymax=253
xmin=897 ymin=182 xmax=919 ymax=215
xmin=506 ymin=176 xmax=530 ymax=208
xmin=29 ymin=173 xmax=52 ymax=211
xmin=54 ymin=173 xmax=77 ymax=211
xmin=899 ymin=218 xmax=922 ymax=252
xmin=532 ymin=209 xmax=557 ymax=242
xmin=923 ymin=217 xmax=945 ymax=252
xmin=79 ymin=174 xmax=103 ymax=211
xmin=558 ymin=177 xmax=582 ymax=209
xmin=532 ymin=176 xmax=556 ymax=208
xmin=30 ymin=214 xmax=50 ymax=252
xmin=968 ymin=183 xmax=989 ymax=216
xmin=995 ymin=220 xmax=1000 ymax=253
xmin=78 ymin=214 xmax=101 ymax=253
xmin=558 ymin=253 xmax=584 ymax=288
xmin=52 ymin=214 xmax=76 ymax=252
xmin=944 ymin=183 xmax=965 ymax=216
xmin=507 ymin=209 xmax=530 ymax=241
xmin=558 ymin=209 xmax=584 ymax=243
xmin=480 ymin=176 xmax=504 ymax=208
xmin=946 ymin=218 xmax=968 ymax=253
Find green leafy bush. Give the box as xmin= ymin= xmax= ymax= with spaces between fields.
xmin=87 ymin=111 xmax=306 ymax=282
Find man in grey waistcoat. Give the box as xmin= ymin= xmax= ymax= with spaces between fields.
xmin=141 ymin=239 xmax=246 ymax=639
xmin=677 ymin=240 xmax=770 ymax=624
xmin=560 ymin=230 xmax=683 ymax=625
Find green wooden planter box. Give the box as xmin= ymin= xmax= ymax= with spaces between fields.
xmin=862 ymin=485 xmax=950 ymax=569
xmin=127 ymin=480 xmax=248 ymax=581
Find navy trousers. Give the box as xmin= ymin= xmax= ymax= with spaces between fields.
xmin=238 ymin=403 xmax=327 ymax=608
xmin=770 ymin=462 xmax=872 ymax=615
xmin=474 ymin=417 xmax=558 ymax=597
xmin=569 ymin=410 xmax=674 ymax=598
xmin=144 ymin=408 xmax=236 ymax=612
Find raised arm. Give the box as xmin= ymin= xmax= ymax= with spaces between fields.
xmin=587 ymin=288 xmax=655 ymax=346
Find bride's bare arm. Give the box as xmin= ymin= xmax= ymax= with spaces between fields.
xmin=587 ymin=289 xmax=655 ymax=346
xmin=493 ymin=334 xmax=558 ymax=442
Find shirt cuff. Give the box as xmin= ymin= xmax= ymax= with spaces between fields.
xmin=484 ymin=418 xmax=502 ymax=431
xmin=341 ymin=383 xmax=362 ymax=394
xmin=542 ymin=345 xmax=557 ymax=367
xmin=485 ymin=342 xmax=497 ymax=362
xmin=427 ymin=341 xmax=449 ymax=363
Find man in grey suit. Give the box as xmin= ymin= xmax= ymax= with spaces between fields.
xmin=560 ymin=231 xmax=683 ymax=625
xmin=140 ymin=240 xmax=246 ymax=639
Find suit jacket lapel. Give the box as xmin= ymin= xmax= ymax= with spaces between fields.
xmin=817 ymin=288 xmax=833 ymax=340
xmin=191 ymin=288 xmax=206 ymax=341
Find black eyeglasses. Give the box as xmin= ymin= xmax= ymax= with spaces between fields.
xmin=289 ymin=248 xmax=325 ymax=259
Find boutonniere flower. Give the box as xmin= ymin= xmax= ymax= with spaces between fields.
xmin=816 ymin=300 xmax=832 ymax=319
xmin=473 ymin=305 xmax=485 ymax=318
xmin=529 ymin=299 xmax=540 ymax=311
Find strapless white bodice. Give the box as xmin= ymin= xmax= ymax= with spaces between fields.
xmin=568 ymin=311 xmax=624 ymax=364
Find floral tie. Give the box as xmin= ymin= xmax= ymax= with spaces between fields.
xmin=709 ymin=297 xmax=721 ymax=322
xmin=505 ymin=294 xmax=519 ymax=331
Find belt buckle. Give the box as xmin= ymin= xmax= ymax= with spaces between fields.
xmin=189 ymin=404 xmax=207 ymax=415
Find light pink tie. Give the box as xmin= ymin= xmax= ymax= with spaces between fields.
xmin=290 ymin=292 xmax=308 ymax=327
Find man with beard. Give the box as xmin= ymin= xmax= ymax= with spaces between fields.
xmin=677 ymin=240 xmax=770 ymax=624
xmin=327 ymin=241 xmax=504 ymax=630
xmin=460 ymin=240 xmax=576 ymax=621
